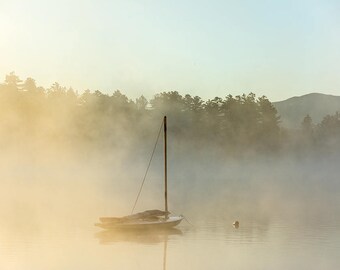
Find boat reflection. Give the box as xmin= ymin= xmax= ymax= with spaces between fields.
xmin=95 ymin=228 xmax=182 ymax=245
xmin=95 ymin=228 xmax=181 ymax=270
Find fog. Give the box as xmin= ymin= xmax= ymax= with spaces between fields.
xmin=1 ymin=99 xmax=340 ymax=269
xmin=1 ymin=132 xmax=340 ymax=238
xmin=1 ymin=76 xmax=340 ymax=269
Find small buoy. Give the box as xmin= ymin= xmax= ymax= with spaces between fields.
xmin=233 ymin=221 xmax=239 ymax=228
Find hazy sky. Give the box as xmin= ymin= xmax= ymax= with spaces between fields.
xmin=1 ymin=0 xmax=340 ymax=101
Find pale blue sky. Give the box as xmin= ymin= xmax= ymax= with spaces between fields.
xmin=1 ymin=0 xmax=340 ymax=101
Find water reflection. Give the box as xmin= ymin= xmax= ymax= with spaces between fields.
xmin=95 ymin=228 xmax=182 ymax=270
xmin=1 ymin=220 xmax=340 ymax=269
xmin=95 ymin=228 xmax=183 ymax=245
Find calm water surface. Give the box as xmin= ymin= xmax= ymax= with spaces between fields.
xmin=1 ymin=217 xmax=339 ymax=270
xmin=2 ymin=157 xmax=340 ymax=269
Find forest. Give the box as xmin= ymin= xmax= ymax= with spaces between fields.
xmin=1 ymin=72 xmax=340 ymax=159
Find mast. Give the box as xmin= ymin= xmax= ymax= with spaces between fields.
xmin=164 ymin=116 xmax=168 ymax=218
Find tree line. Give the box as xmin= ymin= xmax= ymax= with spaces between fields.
xmin=0 ymin=72 xmax=339 ymax=157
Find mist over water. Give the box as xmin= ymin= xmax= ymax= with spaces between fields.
xmin=4 ymin=140 xmax=340 ymax=229
xmin=1 ymin=139 xmax=340 ymax=269
xmin=0 ymin=80 xmax=339 ymax=269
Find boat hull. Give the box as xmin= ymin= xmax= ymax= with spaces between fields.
xmin=95 ymin=216 xmax=183 ymax=230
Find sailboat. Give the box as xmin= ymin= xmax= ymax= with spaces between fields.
xmin=95 ymin=116 xmax=183 ymax=230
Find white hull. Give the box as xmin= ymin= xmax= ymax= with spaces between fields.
xmin=95 ymin=216 xmax=183 ymax=230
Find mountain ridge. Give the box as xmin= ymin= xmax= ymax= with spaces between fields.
xmin=273 ymin=93 xmax=340 ymax=128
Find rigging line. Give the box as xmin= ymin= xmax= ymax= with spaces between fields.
xmin=131 ymin=119 xmax=164 ymax=214
xmin=182 ymin=215 xmax=195 ymax=227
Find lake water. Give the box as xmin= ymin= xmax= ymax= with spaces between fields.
xmin=1 ymin=156 xmax=340 ymax=269
xmin=1 ymin=216 xmax=339 ymax=270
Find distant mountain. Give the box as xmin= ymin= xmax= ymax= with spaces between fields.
xmin=273 ymin=93 xmax=340 ymax=128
